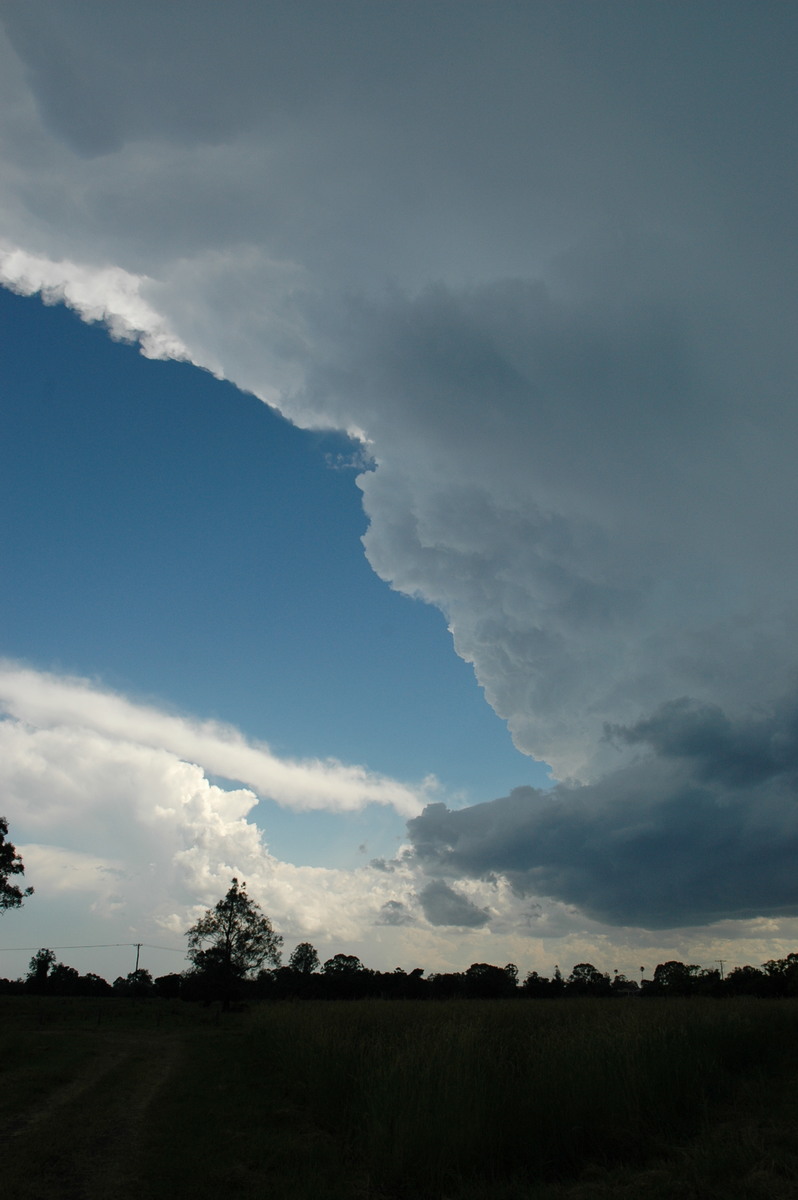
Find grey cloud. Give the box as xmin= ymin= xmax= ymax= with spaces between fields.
xmin=408 ymin=695 xmax=798 ymax=929
xmin=606 ymin=697 xmax=798 ymax=788
xmin=2 ymin=4 xmax=798 ymax=796
xmin=5 ymin=3 xmax=778 ymax=285
xmin=335 ymin=267 xmax=798 ymax=777
xmin=417 ymin=880 xmax=490 ymax=928
xmin=369 ymin=857 xmax=395 ymax=873
xmin=1 ymin=1 xmax=407 ymax=155
xmin=375 ymin=900 xmax=414 ymax=927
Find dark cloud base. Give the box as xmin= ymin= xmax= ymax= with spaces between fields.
xmin=408 ymin=695 xmax=798 ymax=929
xmin=417 ymin=879 xmax=490 ymax=928
xmin=375 ymin=899 xmax=414 ymax=926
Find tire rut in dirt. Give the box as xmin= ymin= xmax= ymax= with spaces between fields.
xmin=5 ymin=1032 xmax=182 ymax=1200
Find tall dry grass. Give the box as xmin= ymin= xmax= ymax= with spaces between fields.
xmin=239 ymin=998 xmax=798 ymax=1194
xmin=4 ymin=995 xmax=798 ymax=1198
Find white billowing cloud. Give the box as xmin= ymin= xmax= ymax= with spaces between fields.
xmin=0 ymin=664 xmax=429 ymax=817
xmin=4 ymin=665 xmax=798 ymax=981
xmin=0 ymin=669 xmax=543 ymax=971
xmin=0 ymin=669 xmax=423 ymax=956
xmin=0 ymin=246 xmax=189 ymax=361
xmin=0 ymin=7 xmax=797 ymax=820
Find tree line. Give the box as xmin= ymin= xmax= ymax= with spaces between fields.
xmin=4 ymin=826 xmax=798 ymax=1004
xmin=5 ymin=945 xmax=798 ymax=1003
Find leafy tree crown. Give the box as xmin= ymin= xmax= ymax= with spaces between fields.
xmin=289 ymin=941 xmax=320 ymax=974
xmin=0 ymin=817 xmax=33 ymax=912
xmin=186 ymin=877 xmax=282 ymax=979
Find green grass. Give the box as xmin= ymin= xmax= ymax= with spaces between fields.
xmin=2 ymin=996 xmax=798 ymax=1198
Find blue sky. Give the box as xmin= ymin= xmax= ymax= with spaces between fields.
xmin=0 ymin=285 xmax=541 ymax=823
xmin=0 ymin=283 xmax=547 ymax=981
xmin=1 ymin=1 xmax=798 ymax=984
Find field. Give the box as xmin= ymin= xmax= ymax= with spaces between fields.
xmin=3 ymin=996 xmax=798 ymax=1199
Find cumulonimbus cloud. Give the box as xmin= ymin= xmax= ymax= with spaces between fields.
xmin=0 ymin=716 xmax=422 ymax=955
xmin=0 ymin=674 xmax=524 ymax=973
xmin=1 ymin=5 xmax=796 ymax=782
xmin=1 ymin=3 xmax=797 ymax=935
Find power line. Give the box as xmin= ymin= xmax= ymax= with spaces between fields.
xmin=0 ymin=942 xmax=139 ymax=952
xmin=0 ymin=941 xmax=185 ymax=954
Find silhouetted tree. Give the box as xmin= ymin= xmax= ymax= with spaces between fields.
xmin=522 ymin=970 xmax=552 ymax=998
xmin=366 ymin=967 xmax=427 ymax=1000
xmin=154 ymin=972 xmax=184 ymax=999
xmin=289 ymin=941 xmax=320 ymax=974
xmin=130 ymin=968 xmax=156 ymax=997
xmin=186 ymin=878 xmax=282 ymax=1008
xmin=0 ymin=817 xmax=33 ymax=912
xmin=49 ymin=963 xmax=81 ymax=995
xmin=465 ymin=962 xmax=518 ymax=998
xmin=762 ymin=953 xmax=798 ymax=995
xmin=653 ymin=961 xmax=702 ymax=996
xmin=323 ymin=953 xmax=364 ymax=974
xmin=723 ymin=965 xmax=770 ymax=996
xmin=321 ymin=953 xmax=374 ymax=998
xmin=567 ymin=963 xmax=611 ymax=996
xmin=428 ymin=971 xmax=467 ymax=999
xmin=396 ymin=967 xmax=426 ymax=998
xmin=80 ymin=972 xmax=112 ymax=997
xmin=26 ymin=947 xmax=55 ymax=992
xmin=694 ymin=967 xmax=722 ymax=996
xmin=112 ymin=969 xmax=154 ymax=997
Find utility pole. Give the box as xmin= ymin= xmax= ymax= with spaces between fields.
xmin=716 ymin=959 xmax=726 ymax=980
xmin=134 ymin=943 xmax=142 ymax=973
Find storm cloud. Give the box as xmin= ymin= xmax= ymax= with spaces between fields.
xmin=375 ymin=900 xmax=415 ymax=928
xmin=2 ymin=3 xmax=796 ymax=777
xmin=409 ymin=695 xmax=798 ymax=928
xmin=1 ymin=3 xmax=797 ymax=937
xmin=417 ymin=880 xmax=491 ymax=929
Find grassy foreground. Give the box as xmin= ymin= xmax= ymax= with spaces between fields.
xmin=2 ymin=996 xmax=798 ymax=1198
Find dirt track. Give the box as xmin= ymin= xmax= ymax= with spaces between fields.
xmin=4 ymin=1031 xmax=181 ymax=1200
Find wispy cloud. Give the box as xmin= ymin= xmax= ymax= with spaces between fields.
xmin=0 ymin=664 xmax=431 ymax=816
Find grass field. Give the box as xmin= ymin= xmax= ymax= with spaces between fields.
xmin=2 ymin=996 xmax=798 ymax=1198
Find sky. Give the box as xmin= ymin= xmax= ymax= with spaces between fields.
xmin=1 ymin=0 xmax=798 ymax=984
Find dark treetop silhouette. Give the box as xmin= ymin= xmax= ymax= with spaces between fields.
xmin=185 ymin=877 xmax=282 ymax=1006
xmin=0 ymin=816 xmax=32 ymax=912
xmin=288 ymin=941 xmax=320 ymax=974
